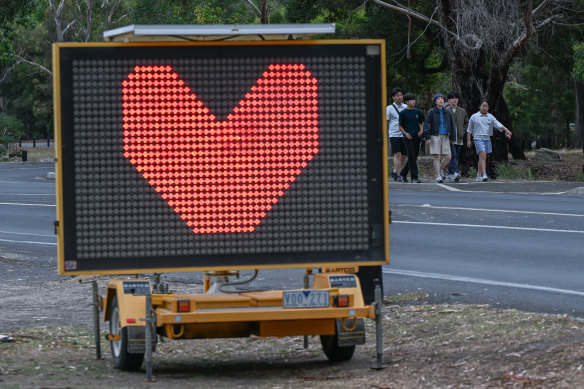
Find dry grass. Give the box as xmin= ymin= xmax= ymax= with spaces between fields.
xmin=21 ymin=146 xmax=56 ymax=163
xmin=0 ymin=145 xmax=55 ymax=163
xmin=2 ymin=299 xmax=584 ymax=388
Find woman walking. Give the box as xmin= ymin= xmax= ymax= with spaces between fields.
xmin=466 ymin=100 xmax=512 ymax=182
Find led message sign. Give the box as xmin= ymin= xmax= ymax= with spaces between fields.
xmin=53 ymin=41 xmax=388 ymax=274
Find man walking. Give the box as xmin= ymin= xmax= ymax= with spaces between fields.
xmin=424 ymin=93 xmax=457 ymax=183
xmin=445 ymin=91 xmax=468 ymax=182
xmin=387 ymin=87 xmax=407 ymax=182
xmin=398 ymin=93 xmax=424 ymax=183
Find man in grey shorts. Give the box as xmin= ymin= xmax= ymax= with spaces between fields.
xmin=423 ymin=93 xmax=457 ymax=183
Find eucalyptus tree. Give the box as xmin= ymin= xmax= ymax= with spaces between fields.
xmin=372 ymin=0 xmax=584 ymax=165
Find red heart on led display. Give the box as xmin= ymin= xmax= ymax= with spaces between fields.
xmin=122 ymin=64 xmax=319 ymax=234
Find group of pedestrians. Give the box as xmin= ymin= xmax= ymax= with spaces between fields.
xmin=387 ymin=88 xmax=512 ymax=183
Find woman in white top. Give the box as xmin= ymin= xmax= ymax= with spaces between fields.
xmin=466 ymin=100 xmax=512 ymax=182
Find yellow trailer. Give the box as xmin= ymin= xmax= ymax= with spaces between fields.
xmin=99 ymin=270 xmax=381 ymax=372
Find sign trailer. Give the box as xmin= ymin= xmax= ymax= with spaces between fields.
xmin=53 ymin=25 xmax=389 ymax=376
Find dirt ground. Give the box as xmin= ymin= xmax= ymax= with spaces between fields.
xmin=1 ymin=276 xmax=584 ymax=388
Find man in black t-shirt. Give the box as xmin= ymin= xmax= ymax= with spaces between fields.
xmin=398 ymin=93 xmax=424 ymax=183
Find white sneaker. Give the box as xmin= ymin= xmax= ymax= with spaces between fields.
xmin=453 ymin=173 xmax=462 ymax=182
xmin=435 ymin=176 xmax=444 ymax=183
xmin=445 ymin=174 xmax=455 ymax=182
xmin=482 ymin=174 xmax=488 ymax=182
xmin=475 ymin=175 xmax=483 ymax=182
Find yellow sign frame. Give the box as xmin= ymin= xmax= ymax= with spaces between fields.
xmin=53 ymin=39 xmax=388 ymax=275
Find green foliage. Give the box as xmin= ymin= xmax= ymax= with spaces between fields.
xmin=192 ymin=1 xmax=227 ymax=24
xmin=127 ymin=0 xmax=189 ymax=24
xmin=269 ymin=8 xmax=286 ymax=24
xmin=0 ymin=0 xmax=581 ymax=149
xmin=0 ymin=0 xmax=35 ymax=24
xmin=504 ymin=31 xmax=576 ymax=148
xmin=0 ymin=113 xmax=24 ymax=153
xmin=1 ymin=4 xmax=52 ymax=139
xmin=284 ymin=0 xmax=319 ymax=23
xmin=577 ymin=171 xmax=584 ymax=182
xmin=503 ymin=64 xmax=557 ymax=140
xmin=574 ymin=43 xmax=584 ymax=81
xmin=127 ymin=0 xmax=256 ymax=24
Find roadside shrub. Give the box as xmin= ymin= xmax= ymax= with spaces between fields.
xmin=0 ymin=114 xmax=24 ymax=155
xmin=495 ymin=162 xmax=524 ymax=179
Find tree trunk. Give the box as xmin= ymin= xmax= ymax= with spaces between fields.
xmin=260 ymin=0 xmax=269 ymax=24
xmin=574 ymin=80 xmax=584 ymax=152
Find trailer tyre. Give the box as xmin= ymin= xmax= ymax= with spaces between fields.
xmin=110 ymin=295 xmax=144 ymax=370
xmin=320 ymin=333 xmax=355 ymax=362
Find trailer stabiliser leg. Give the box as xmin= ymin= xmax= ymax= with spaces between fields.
xmin=92 ymin=280 xmax=102 ymax=360
xmin=371 ymin=279 xmax=386 ymax=370
xmin=141 ymin=293 xmax=155 ymax=382
xmin=303 ymin=269 xmax=311 ymax=349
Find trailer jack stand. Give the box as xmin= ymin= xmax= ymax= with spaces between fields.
xmin=140 ymin=293 xmax=155 ymax=382
xmin=371 ymin=279 xmax=386 ymax=370
xmin=92 ymin=280 xmax=103 ymax=360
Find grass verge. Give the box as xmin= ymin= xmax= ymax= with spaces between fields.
xmin=1 ymin=300 xmax=584 ymax=388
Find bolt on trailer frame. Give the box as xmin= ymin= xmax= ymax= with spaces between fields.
xmin=53 ymin=24 xmax=389 ymax=377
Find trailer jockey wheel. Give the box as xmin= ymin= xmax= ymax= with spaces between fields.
xmin=320 ymin=332 xmax=355 ymax=362
xmin=110 ymin=295 xmax=144 ymax=370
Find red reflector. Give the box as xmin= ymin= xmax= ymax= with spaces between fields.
xmin=337 ymin=295 xmax=350 ymax=307
xmin=177 ymin=300 xmax=190 ymax=312
xmin=126 ymin=318 xmax=136 ymax=324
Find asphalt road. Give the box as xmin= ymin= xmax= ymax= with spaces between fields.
xmin=0 ymin=163 xmax=57 ymax=283
xmin=1 ymin=163 xmax=584 ymax=316
xmin=385 ymin=179 xmax=584 ymax=316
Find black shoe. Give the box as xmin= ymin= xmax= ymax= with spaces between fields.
xmin=412 ymin=178 xmax=421 ymax=183
xmin=391 ymin=170 xmax=397 ymax=181
xmin=397 ymin=175 xmax=408 ymax=183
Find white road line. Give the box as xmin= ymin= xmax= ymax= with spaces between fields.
xmin=0 ymin=180 xmax=47 ymax=184
xmin=435 ymin=183 xmax=464 ymax=192
xmin=388 ymin=184 xmax=574 ymax=196
xmin=397 ymin=204 xmax=584 ymax=218
xmin=0 ymin=238 xmax=57 ymax=246
xmin=393 ymin=220 xmax=584 ymax=234
xmin=383 ymin=268 xmax=584 ymax=297
xmin=0 ymin=192 xmax=55 ymax=196
xmin=0 ymin=230 xmax=55 ymax=238
xmin=0 ymin=202 xmax=55 ymax=207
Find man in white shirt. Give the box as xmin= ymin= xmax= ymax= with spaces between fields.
xmin=386 ymin=87 xmax=407 ymax=182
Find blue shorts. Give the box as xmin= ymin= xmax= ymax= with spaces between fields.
xmin=474 ymin=138 xmax=492 ymax=153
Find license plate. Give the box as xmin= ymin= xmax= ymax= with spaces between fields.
xmin=283 ymin=290 xmax=330 ymax=308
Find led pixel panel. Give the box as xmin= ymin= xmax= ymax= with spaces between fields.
xmin=54 ymin=41 xmax=387 ymax=274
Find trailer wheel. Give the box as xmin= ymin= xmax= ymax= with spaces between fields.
xmin=110 ymin=295 xmax=144 ymax=370
xmin=320 ymin=333 xmax=355 ymax=362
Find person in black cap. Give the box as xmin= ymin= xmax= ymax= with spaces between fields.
xmin=423 ymin=93 xmax=457 ymax=183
